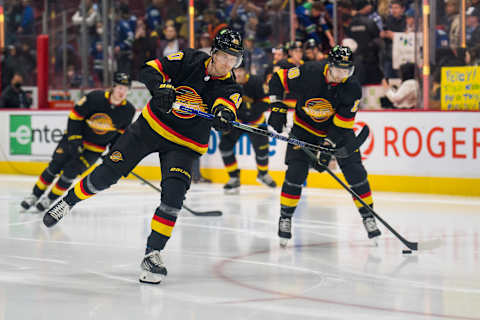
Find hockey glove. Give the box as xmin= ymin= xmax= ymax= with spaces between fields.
xmin=212 ymin=106 xmax=235 ymax=132
xmin=150 ymin=83 xmax=176 ymax=113
xmin=268 ymin=103 xmax=288 ymax=133
xmin=67 ymin=135 xmax=84 ymax=155
xmin=312 ymin=139 xmax=334 ymax=173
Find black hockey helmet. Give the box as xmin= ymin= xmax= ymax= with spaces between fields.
xmin=304 ymin=39 xmax=317 ymax=50
xmin=113 ymin=72 xmax=131 ymax=87
xmin=328 ymin=45 xmax=354 ymax=69
xmin=327 ymin=45 xmax=355 ymax=81
xmin=212 ymin=28 xmax=244 ymax=57
xmin=286 ymin=40 xmax=303 ymax=51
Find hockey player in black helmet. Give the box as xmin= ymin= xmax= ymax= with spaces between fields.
xmin=20 ymin=72 xmax=135 ymax=212
xmin=268 ymin=44 xmax=381 ymax=247
xmin=43 ymin=28 xmax=243 ymax=285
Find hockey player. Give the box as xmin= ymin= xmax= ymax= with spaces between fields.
xmin=221 ymin=63 xmax=276 ymax=194
xmin=43 ymin=28 xmax=243 ymax=284
xmin=20 ymin=73 xmax=135 ymax=211
xmin=267 ymin=45 xmax=381 ymax=247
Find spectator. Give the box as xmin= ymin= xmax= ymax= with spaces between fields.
xmin=466 ymin=6 xmax=480 ymax=49
xmin=6 ymin=0 xmax=24 ymax=45
xmin=347 ymin=0 xmax=383 ymax=84
xmin=243 ymin=34 xmax=268 ymax=76
xmin=203 ymin=8 xmax=228 ymax=40
xmin=157 ymin=25 xmax=187 ymax=58
xmin=2 ymin=45 xmax=21 ymax=89
xmin=0 ymin=73 xmax=32 ymax=109
xmin=466 ymin=45 xmax=480 ymax=65
xmin=381 ymin=62 xmax=419 ymax=109
xmin=17 ymin=42 xmax=36 ymax=85
xmin=132 ymin=19 xmax=158 ymax=79
xmin=17 ymin=0 xmax=34 ymax=36
xmin=296 ymin=1 xmax=335 ymax=48
xmin=197 ymin=32 xmax=212 ymax=54
xmin=72 ymin=0 xmax=99 ymax=36
xmin=446 ymin=0 xmax=461 ymax=49
xmin=380 ymin=0 xmax=406 ymax=79
xmin=146 ymin=0 xmax=164 ymax=32
xmin=114 ymin=4 xmax=135 ymax=74
xmin=226 ymin=0 xmax=250 ymax=37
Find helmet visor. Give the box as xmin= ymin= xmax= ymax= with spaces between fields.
xmin=328 ymin=65 xmax=354 ymax=82
xmin=215 ymin=50 xmax=243 ymax=69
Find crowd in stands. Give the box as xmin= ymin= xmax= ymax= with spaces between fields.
xmin=2 ymin=0 xmax=480 ymax=109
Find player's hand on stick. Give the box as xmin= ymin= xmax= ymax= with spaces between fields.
xmin=268 ymin=103 xmax=287 ymax=133
xmin=313 ymin=139 xmax=334 ymax=172
xmin=212 ymin=106 xmax=235 ymax=131
xmin=151 ymin=83 xmax=176 ymax=113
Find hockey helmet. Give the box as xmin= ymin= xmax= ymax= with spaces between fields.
xmin=286 ymin=41 xmax=303 ymax=51
xmin=212 ymin=28 xmax=244 ymax=68
xmin=327 ymin=45 xmax=355 ymax=81
xmin=113 ymin=72 xmax=132 ymax=87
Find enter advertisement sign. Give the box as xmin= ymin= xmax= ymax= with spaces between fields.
xmin=356 ymin=112 xmax=480 ymax=178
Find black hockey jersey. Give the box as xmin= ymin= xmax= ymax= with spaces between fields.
xmin=237 ymin=74 xmax=269 ymax=126
xmin=67 ymin=90 xmax=136 ymax=153
xmin=269 ymin=60 xmax=362 ymax=139
xmin=275 ymin=58 xmax=305 ymax=108
xmin=140 ymin=48 xmax=242 ymax=154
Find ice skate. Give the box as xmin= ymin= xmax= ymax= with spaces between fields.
xmin=257 ymin=173 xmax=277 ymax=188
xmin=43 ymin=199 xmax=71 ymax=227
xmin=363 ymin=216 xmax=381 ymax=242
xmin=139 ymin=250 xmax=168 ymax=284
xmin=36 ymin=197 xmax=53 ymax=211
xmin=278 ymin=216 xmax=292 ymax=247
xmin=20 ymin=194 xmax=39 ymax=210
xmin=223 ymin=176 xmax=240 ymax=194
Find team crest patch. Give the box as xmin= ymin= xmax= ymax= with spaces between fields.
xmin=110 ymin=151 xmax=124 ymax=162
xmin=86 ymin=113 xmax=115 ymax=135
xmin=302 ymin=98 xmax=334 ymax=122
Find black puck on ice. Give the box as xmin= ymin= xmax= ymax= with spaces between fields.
xmin=402 ymin=250 xmax=413 ymax=254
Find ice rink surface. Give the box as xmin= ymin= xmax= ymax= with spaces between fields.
xmin=1 ymin=174 xmax=480 ymax=320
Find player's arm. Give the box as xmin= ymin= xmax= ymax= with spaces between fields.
xmin=66 ymin=94 xmax=92 ymax=154
xmin=267 ymin=66 xmax=302 ymax=133
xmin=210 ymin=85 xmax=241 ymax=132
xmin=139 ymin=51 xmax=185 ymax=113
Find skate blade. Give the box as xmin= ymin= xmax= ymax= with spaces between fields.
xmin=256 ymin=178 xmax=276 ymax=189
xmin=279 ymin=238 xmax=289 ymax=248
xmin=224 ymin=188 xmax=240 ymax=195
xmin=139 ymin=270 xmax=165 ymax=284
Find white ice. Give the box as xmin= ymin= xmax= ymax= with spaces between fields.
xmin=1 ymin=174 xmax=480 ymax=320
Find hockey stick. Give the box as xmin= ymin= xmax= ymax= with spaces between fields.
xmin=129 ymin=172 xmax=223 ymax=217
xmin=300 ymin=146 xmax=420 ymax=251
xmin=172 ymin=103 xmax=369 ymax=158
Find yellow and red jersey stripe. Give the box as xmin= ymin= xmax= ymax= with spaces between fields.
xmin=73 ymin=179 xmax=95 ymax=200
xmin=151 ymin=215 xmax=176 ymax=237
xmin=212 ymin=97 xmax=237 ymax=117
xmin=142 ymin=103 xmax=208 ymax=154
xmin=276 ymin=69 xmax=289 ymax=93
xmin=282 ymin=99 xmax=296 ymax=108
xmin=353 ymin=191 xmax=373 ymax=208
xmin=293 ymin=113 xmax=327 ymax=137
xmin=225 ymin=161 xmax=238 ymax=173
xmin=51 ymin=183 xmax=67 ymax=196
xmin=146 ymin=59 xmax=170 ymax=82
xmin=69 ymin=109 xmax=84 ymax=121
xmin=257 ymin=164 xmax=268 ymax=171
xmin=35 ymin=176 xmax=51 ymax=191
xmin=280 ymin=192 xmax=301 ymax=207
xmin=83 ymin=141 xmax=106 ymax=153
xmin=333 ymin=113 xmax=355 ymax=129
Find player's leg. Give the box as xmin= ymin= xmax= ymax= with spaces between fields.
xmin=336 ymin=134 xmax=381 ymax=240
xmin=21 ymin=137 xmax=70 ymax=209
xmin=43 ymin=118 xmax=156 ymax=227
xmin=219 ymin=129 xmax=241 ymax=194
xmin=140 ymin=148 xmax=196 ymax=284
xmin=277 ymin=126 xmax=313 ymax=246
xmin=248 ymin=130 xmax=276 ymax=188
xmin=37 ymin=151 xmax=100 ymax=211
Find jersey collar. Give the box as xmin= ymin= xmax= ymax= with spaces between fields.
xmin=204 ymin=57 xmax=232 ymax=80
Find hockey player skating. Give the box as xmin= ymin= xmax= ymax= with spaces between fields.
xmin=43 ymin=28 xmax=243 ymax=284
xmin=267 ymin=45 xmax=381 ymax=247
xmin=221 ymin=63 xmax=276 ymax=194
xmin=20 ymin=73 xmax=135 ymax=211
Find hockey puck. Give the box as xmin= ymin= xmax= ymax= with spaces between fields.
xmin=402 ymin=250 xmax=413 ymax=254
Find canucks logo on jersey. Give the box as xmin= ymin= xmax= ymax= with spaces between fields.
xmin=302 ymin=98 xmax=334 ymax=123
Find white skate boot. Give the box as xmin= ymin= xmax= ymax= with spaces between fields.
xmin=139 ymin=250 xmax=168 ymax=284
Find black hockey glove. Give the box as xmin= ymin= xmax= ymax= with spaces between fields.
xmin=150 ymin=83 xmax=176 ymax=113
xmin=212 ymin=106 xmax=235 ymax=132
xmin=312 ymin=139 xmax=334 ymax=173
xmin=268 ymin=103 xmax=287 ymax=133
xmin=67 ymin=135 xmax=84 ymax=155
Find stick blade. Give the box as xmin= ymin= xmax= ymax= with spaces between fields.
xmin=189 ymin=210 xmax=223 ymax=217
xmin=418 ymin=238 xmax=444 ymax=251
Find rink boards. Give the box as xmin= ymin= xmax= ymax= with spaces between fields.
xmin=1 ymin=109 xmax=479 ymax=196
